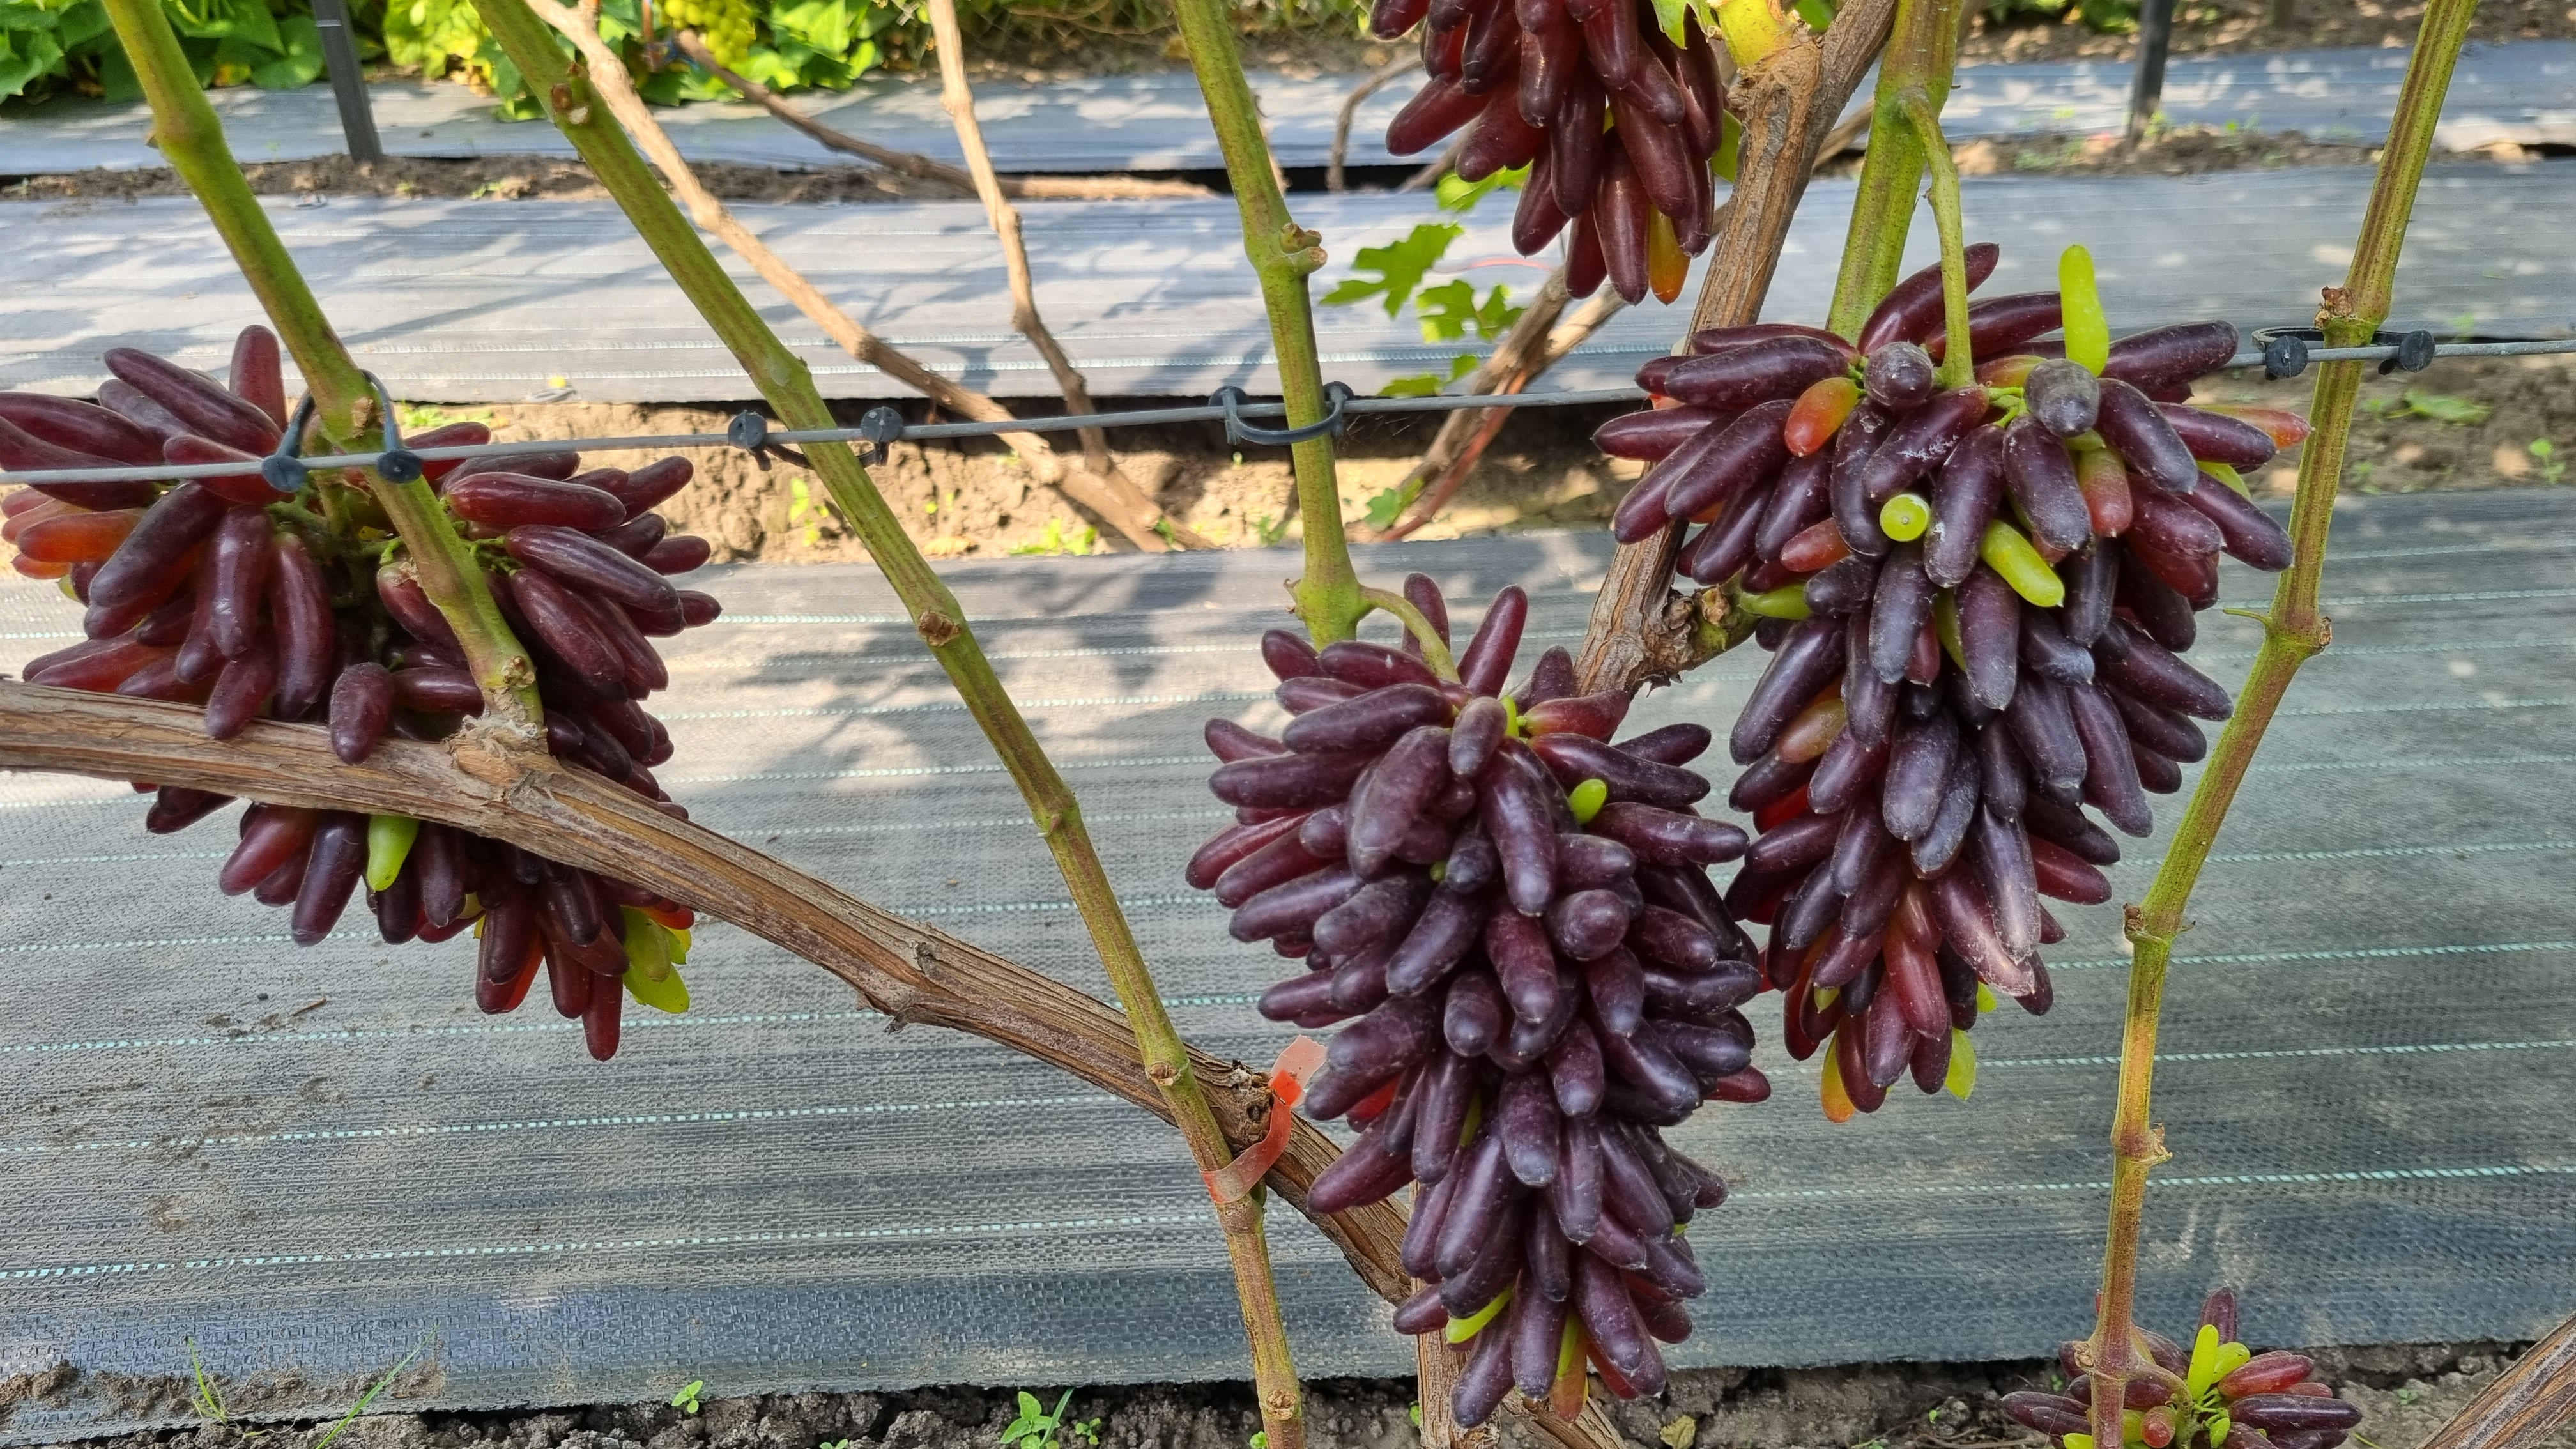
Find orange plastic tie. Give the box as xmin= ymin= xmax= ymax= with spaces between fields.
xmin=1202 ymin=1034 xmax=1326 ymax=1204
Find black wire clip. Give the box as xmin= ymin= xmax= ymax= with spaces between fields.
xmin=856 ymin=406 xmax=905 ymax=466
xmin=1209 ymin=382 xmax=1355 ymax=448
xmin=728 ymin=410 xmax=812 ymax=471
xmin=2253 ymin=326 xmax=2437 ymax=381
xmin=259 ymin=371 xmax=421 ymax=491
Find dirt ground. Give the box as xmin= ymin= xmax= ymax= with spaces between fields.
xmin=401 ymin=350 xmax=2573 ymax=566
xmin=6 ymin=1339 xmax=2570 ymax=1449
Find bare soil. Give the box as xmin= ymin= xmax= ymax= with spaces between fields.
xmin=7 ymin=1340 xmax=2570 ymax=1449
xmin=1954 ymin=0 xmax=2576 ymax=66
xmin=403 ymin=350 xmax=2572 ymax=566
xmin=0 ymin=157 xmax=924 ymax=206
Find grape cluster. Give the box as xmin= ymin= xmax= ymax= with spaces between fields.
xmin=1369 ymin=0 xmax=1726 ymax=304
xmin=1189 ymin=576 xmax=1762 ymax=1425
xmin=2006 ymin=1291 xmax=2364 ymax=1449
xmin=1 ymin=328 xmax=723 ymax=1059
xmin=1594 ymin=244 xmax=2307 ymax=1116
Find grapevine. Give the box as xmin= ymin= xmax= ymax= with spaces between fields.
xmin=1 ymin=328 xmax=723 ymax=1061
xmin=1592 ymin=240 xmax=2308 ymax=1116
xmin=1190 ymin=576 xmax=1760 ymax=1425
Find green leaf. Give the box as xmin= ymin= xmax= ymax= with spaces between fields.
xmin=1435 ymin=162 xmax=1525 ymax=213
xmin=250 ymin=13 xmax=321 ymax=88
xmin=1321 ymin=222 xmax=1461 ymax=316
xmin=2397 ymin=390 xmax=2490 ymax=424
xmin=0 ymin=26 xmax=67 ymax=98
xmin=1793 ymin=0 xmax=1834 ymax=25
xmin=1377 ymin=373 xmax=1446 ymax=399
xmin=1362 ymin=482 xmax=1416 ymax=528
xmin=1649 ymin=0 xmax=1686 ymax=43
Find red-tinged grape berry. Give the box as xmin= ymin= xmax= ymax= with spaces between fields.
xmin=4 ymin=333 xmax=722 ymax=1059
xmin=2007 ymin=1291 xmax=2363 ymax=1449
xmin=1192 ymin=574 xmax=1765 ymax=1427
xmin=1589 ymin=243 xmax=2283 ymax=1118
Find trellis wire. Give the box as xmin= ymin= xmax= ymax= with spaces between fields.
xmin=4 ymin=337 xmax=2572 ymax=489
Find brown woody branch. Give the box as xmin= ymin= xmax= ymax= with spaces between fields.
xmin=1573 ymin=0 xmax=1899 ymax=696
xmin=532 ymin=1 xmax=1193 ymax=549
xmin=675 ymin=30 xmax=1212 ymax=202
xmin=0 ymin=679 xmax=1409 ymax=1300
xmin=2415 ymin=1314 xmax=2576 ymax=1449
xmin=1327 ymin=55 xmax=1420 ymax=193
xmin=919 ymin=0 xmax=1213 ymax=552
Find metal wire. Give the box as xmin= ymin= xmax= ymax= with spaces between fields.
xmin=3 ymin=337 xmax=2570 ymax=489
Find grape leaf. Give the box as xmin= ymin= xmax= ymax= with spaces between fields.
xmin=1436 ymin=163 xmax=1528 ymax=213
xmin=2396 ymin=390 xmax=2490 ymax=424
xmin=1320 ymin=222 xmax=1461 ymax=317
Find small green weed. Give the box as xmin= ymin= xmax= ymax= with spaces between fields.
xmin=788 ymin=477 xmax=841 ymax=546
xmin=1244 ymin=514 xmax=1291 ymax=547
xmin=1009 ymin=519 xmax=1100 ymax=556
xmin=2394 ymin=391 xmax=2492 ymax=424
xmin=188 ymin=1335 xmax=425 ymax=1446
xmin=671 ymin=1379 xmax=707 ymax=1415
xmin=398 ymin=403 xmax=496 ymax=431
xmin=1001 ymin=1390 xmax=1098 ymax=1449
xmin=2529 ymin=438 xmax=2564 ymax=483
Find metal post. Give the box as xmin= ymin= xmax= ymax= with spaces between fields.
xmin=310 ymin=0 xmax=383 ymax=164
xmin=2124 ymin=0 xmax=2176 ymax=145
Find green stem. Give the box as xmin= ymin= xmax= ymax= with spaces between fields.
xmin=1823 ymin=0 xmax=1960 ymax=337
xmin=463 ymin=4 xmax=1310 ymax=1442
xmin=1164 ymin=0 xmax=1360 ymax=646
xmin=2080 ymin=0 xmax=2478 ymax=1436
xmin=98 ymin=0 xmax=542 ymax=732
xmin=1900 ymin=92 xmax=1975 ymax=390
xmin=1356 ymin=588 xmax=1459 ymax=682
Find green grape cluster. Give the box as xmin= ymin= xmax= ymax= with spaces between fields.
xmin=661 ymin=0 xmax=759 ymax=65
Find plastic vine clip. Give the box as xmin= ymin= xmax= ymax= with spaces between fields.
xmin=856 ymin=406 xmax=905 ymax=466
xmin=362 ymin=372 xmax=425 ymax=484
xmin=726 ymin=410 xmax=811 ymax=472
xmin=1200 ymin=1034 xmax=1326 ymax=1204
xmin=261 ymin=394 xmax=320 ymax=494
xmin=1210 ymin=383 xmax=1354 ymax=449
xmin=2252 ymin=326 xmax=2439 ymax=379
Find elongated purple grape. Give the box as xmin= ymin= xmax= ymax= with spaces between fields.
xmin=2018 ymin=608 xmax=2094 ymax=686
xmin=291 ymin=812 xmax=369 ymax=946
xmin=1287 ymin=682 xmax=1453 ymax=757
xmin=513 ymin=567 xmax=625 ymax=694
xmin=1859 ymin=243 xmax=2001 ymax=353
xmin=1411 ymin=1050 xmax=1478 ymax=1184
xmin=1347 ymin=725 xmax=1453 ymax=877
xmin=1930 ymin=868 xmax=2035 ymax=997
xmin=505 ymin=525 xmax=680 ymax=615
xmin=1574 ymin=1251 xmax=1667 ymax=1396
xmin=1210 ymin=750 xmax=1372 ymax=809
xmin=1729 ymin=613 xmax=1844 ymax=765
xmin=1320 ymin=640 xmax=1441 ymax=691
xmin=2052 ymin=538 xmax=2113 ymax=648
xmin=1315 ymin=873 xmax=1435 ymax=961
xmin=1595 ymin=1015 xmax=1699 ymax=1119
xmin=1758 ymin=450 xmax=1834 ymax=562
xmin=1805 ymin=726 xmax=1889 ymax=816
xmin=2158 ymin=402 xmax=2276 ymax=468
xmin=1924 ymin=424 xmax=2005 ymax=588
xmin=1454 ymin=586 xmax=1528 ymax=696
xmin=1526 ymin=733 xmax=1706 ymax=809
xmin=2000 ymin=416 xmax=2091 ymax=553
xmin=2097 ymin=618 xmax=2234 ymax=720
xmin=1910 ymin=754 xmax=1981 ymax=874
xmin=1314 ymin=995 xmax=1440 ymax=1118
xmin=1679 ymin=479 xmax=1771 ymax=585
xmin=1383 ymin=889 xmax=1487 ymax=997
xmin=1584 ymin=947 xmax=1645 ymax=1032
xmin=1483 ymin=909 xmax=1560 ymax=1023
xmin=1867 ymin=542 xmax=1935 ymax=684
xmin=1968 ymin=806 xmax=2043 ymax=955
xmin=1232 ymin=865 xmax=1362 ymax=942
xmin=2005 ymin=671 xmax=2089 ymax=806
xmin=2096 ymin=378 xmax=2200 ymax=493
xmin=327 ymin=661 xmax=394 ymax=764
xmin=1618 ymin=723 xmax=1712 ymax=766
xmin=1215 ymin=829 xmax=1328 ymax=907
xmin=2110 ymin=687 xmax=2207 ymax=763
xmin=1830 ymin=402 xmax=1892 ymax=559
xmin=2103 ymin=321 xmax=2241 ymax=394
xmin=1662 ymin=338 xmax=1850 ymax=411
xmin=1803 ymin=555 xmax=1876 ymax=616
xmin=1656 ymin=399 xmax=1797 ymax=525
xmin=88 ymin=482 xmax=226 ymax=619
xmin=1445 ymin=966 xmax=1509 ymax=1056
xmin=1956 ymin=565 xmax=2021 ymax=710
xmin=2183 ymin=471 xmax=2293 ymax=569
xmin=1494 ymin=1069 xmax=1564 ymax=1187
xmin=1860 ymin=389 xmax=1995 ymax=502
xmin=1478 ymin=750 xmax=1560 ymax=915
xmin=103 ymin=347 xmax=280 ymax=454
xmin=205 ymin=507 xmax=275 ymax=661
xmin=267 ymin=533 xmax=335 ymax=721
xmin=2067 ymin=680 xmax=2154 ymax=836
xmin=1882 ymin=708 xmax=1958 ymax=840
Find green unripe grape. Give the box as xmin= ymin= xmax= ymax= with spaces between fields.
xmin=364 ymin=813 xmax=419 ymax=893
xmin=1980 ymin=521 xmax=2067 ymax=607
xmin=1446 ymin=1285 xmax=1515 ymax=1342
xmin=1945 ymin=1029 xmax=1977 ymax=1100
xmin=1567 ymin=778 xmax=1609 ymax=824
xmin=1741 ymin=584 xmax=1811 ymax=620
xmin=1879 ymin=491 xmax=1931 ymax=542
xmin=2060 ymin=244 xmax=2110 ymax=375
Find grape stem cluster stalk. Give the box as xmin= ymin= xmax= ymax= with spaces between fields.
xmin=454 ymin=0 xmax=1314 ymax=1442
xmin=2080 ymin=0 xmax=2480 ymax=1438
xmin=95 ymin=0 xmax=544 ymax=732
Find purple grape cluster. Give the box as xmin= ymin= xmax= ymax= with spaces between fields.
xmin=2 ymin=329 xmax=721 ymax=1059
xmin=2006 ymin=1291 xmax=2364 ymax=1449
xmin=1591 ymin=243 xmax=2305 ymax=1116
xmin=1368 ymin=0 xmax=1727 ymax=303
xmin=1189 ymin=575 xmax=1765 ymax=1423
